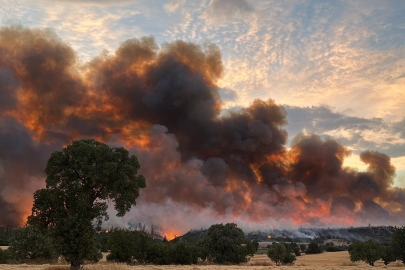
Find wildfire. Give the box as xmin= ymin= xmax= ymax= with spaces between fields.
xmin=165 ymin=233 xmax=179 ymax=241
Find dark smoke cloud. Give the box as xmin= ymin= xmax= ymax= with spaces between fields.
xmin=0 ymin=25 xmax=404 ymax=231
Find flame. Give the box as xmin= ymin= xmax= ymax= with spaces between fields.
xmin=165 ymin=232 xmax=180 ymax=241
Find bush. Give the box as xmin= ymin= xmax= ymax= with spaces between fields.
xmin=326 ymin=246 xmax=342 ymax=252
xmin=392 ymin=226 xmax=405 ymax=264
xmin=0 ymin=237 xmax=9 ymax=246
xmin=145 ymin=243 xmax=172 ymax=265
xmin=349 ymin=240 xmax=385 ymax=266
xmin=267 ymin=243 xmax=296 ymax=265
xmin=199 ymin=223 xmax=249 ymax=264
xmin=283 ymin=252 xmax=297 ymax=264
xmin=172 ymin=242 xmax=199 ymax=265
xmin=305 ymin=243 xmax=323 ymax=254
xmin=300 ymin=244 xmax=307 ymax=252
xmin=0 ymin=249 xmax=10 ymax=264
xmin=8 ymin=226 xmax=57 ymax=262
xmin=107 ymin=229 xmax=152 ymax=263
xmin=381 ymin=244 xmax=396 ymax=266
xmin=293 ymin=247 xmax=301 ymax=256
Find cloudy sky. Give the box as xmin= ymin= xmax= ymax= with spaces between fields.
xmin=3 ymin=0 xmax=403 ymax=183
xmin=1 ymin=0 xmax=405 ymax=232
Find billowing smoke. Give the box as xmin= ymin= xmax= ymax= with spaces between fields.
xmin=0 ymin=26 xmax=404 ymax=233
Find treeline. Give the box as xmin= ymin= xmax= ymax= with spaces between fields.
xmin=0 ymin=223 xmax=259 ymax=265
xmin=348 ymin=226 xmax=405 ymax=266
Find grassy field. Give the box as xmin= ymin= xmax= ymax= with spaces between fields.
xmin=0 ymin=251 xmax=404 ymax=269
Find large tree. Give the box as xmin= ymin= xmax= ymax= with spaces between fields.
xmin=392 ymin=226 xmax=405 ymax=264
xmin=349 ymin=240 xmax=385 ymax=266
xmin=28 ymin=139 xmax=146 ymax=270
xmin=199 ymin=223 xmax=250 ymax=264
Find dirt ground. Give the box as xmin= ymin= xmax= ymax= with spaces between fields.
xmin=0 ymin=251 xmax=404 ymax=270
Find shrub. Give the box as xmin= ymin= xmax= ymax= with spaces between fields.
xmin=8 ymin=226 xmax=57 ymax=262
xmin=300 ymin=244 xmax=307 ymax=252
xmin=349 ymin=240 xmax=385 ymax=266
xmin=381 ymin=244 xmax=396 ymax=266
xmin=392 ymin=226 xmax=405 ymax=264
xmin=107 ymin=230 xmax=152 ymax=263
xmin=283 ymin=252 xmax=297 ymax=264
xmin=0 ymin=249 xmax=10 ymax=264
xmin=172 ymin=242 xmax=199 ymax=265
xmin=145 ymin=243 xmax=172 ymax=265
xmin=293 ymin=247 xmax=301 ymax=256
xmin=326 ymin=246 xmax=342 ymax=252
xmin=305 ymin=242 xmax=323 ymax=254
xmin=199 ymin=223 xmax=249 ymax=264
xmin=267 ymin=243 xmax=296 ymax=265
xmin=0 ymin=237 xmax=9 ymax=246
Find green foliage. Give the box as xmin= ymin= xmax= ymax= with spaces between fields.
xmin=267 ymin=243 xmax=296 ymax=265
xmin=0 ymin=249 xmax=10 ymax=264
xmin=96 ymin=232 xmax=109 ymax=252
xmin=107 ymin=229 xmax=152 ymax=263
xmin=171 ymin=242 xmax=199 ymax=265
xmin=145 ymin=243 xmax=172 ymax=265
xmin=7 ymin=226 xmax=57 ymax=262
xmin=391 ymin=226 xmax=405 ymax=264
xmin=305 ymin=242 xmax=323 ymax=254
xmin=28 ymin=139 xmax=146 ymax=270
xmin=199 ymin=223 xmax=249 ymax=264
xmin=283 ymin=252 xmax=297 ymax=264
xmin=293 ymin=247 xmax=301 ymax=256
xmin=0 ymin=237 xmax=9 ymax=246
xmin=282 ymin=243 xmax=291 ymax=253
xmin=349 ymin=240 xmax=385 ymax=266
xmin=381 ymin=244 xmax=396 ymax=266
xmin=252 ymin=240 xmax=259 ymax=251
xmin=267 ymin=243 xmax=286 ymax=266
xmin=300 ymin=244 xmax=306 ymax=252
xmin=326 ymin=246 xmax=343 ymax=252
xmin=245 ymin=241 xmax=257 ymax=256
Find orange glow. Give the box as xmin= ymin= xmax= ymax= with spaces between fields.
xmin=164 ymin=232 xmax=180 ymax=241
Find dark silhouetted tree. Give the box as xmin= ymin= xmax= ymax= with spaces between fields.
xmin=7 ymin=226 xmax=57 ymax=262
xmin=199 ymin=223 xmax=249 ymax=264
xmin=305 ymin=242 xmax=323 ymax=254
xmin=267 ymin=243 xmax=296 ymax=265
xmin=392 ymin=226 xmax=405 ymax=264
xmin=349 ymin=240 xmax=385 ymax=266
xmin=106 ymin=229 xmax=152 ymax=263
xmin=382 ymin=244 xmax=396 ymax=266
xmin=28 ymin=139 xmax=146 ymax=270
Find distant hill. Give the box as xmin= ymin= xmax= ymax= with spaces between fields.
xmin=245 ymin=226 xmax=397 ymax=243
xmin=174 ymin=226 xmax=397 ymax=244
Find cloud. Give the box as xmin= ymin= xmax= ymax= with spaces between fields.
xmin=218 ymin=87 xmax=238 ymax=101
xmin=37 ymin=0 xmax=139 ymax=6
xmin=201 ymin=0 xmax=254 ymax=23
xmin=164 ymin=0 xmax=185 ymax=13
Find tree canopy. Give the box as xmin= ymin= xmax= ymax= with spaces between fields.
xmin=199 ymin=223 xmax=250 ymax=264
xmin=349 ymin=240 xmax=385 ymax=266
xmin=28 ymin=139 xmax=146 ymax=270
xmin=267 ymin=243 xmax=297 ymax=265
xmin=391 ymin=226 xmax=405 ymax=264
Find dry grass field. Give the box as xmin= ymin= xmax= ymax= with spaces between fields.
xmin=0 ymin=252 xmax=404 ymax=270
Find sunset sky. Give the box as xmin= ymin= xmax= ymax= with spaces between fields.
xmin=0 ymin=0 xmax=404 ymax=233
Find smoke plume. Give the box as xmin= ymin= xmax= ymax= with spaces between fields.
xmin=0 ymin=25 xmax=404 ymax=233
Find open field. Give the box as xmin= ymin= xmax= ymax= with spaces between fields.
xmin=1 ymin=252 xmax=404 ymax=270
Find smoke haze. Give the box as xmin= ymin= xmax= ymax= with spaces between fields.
xmin=0 ymin=26 xmax=404 ymax=234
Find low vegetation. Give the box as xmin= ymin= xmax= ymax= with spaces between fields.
xmin=348 ymin=226 xmax=405 ymax=266
xmin=266 ymin=243 xmax=296 ymax=265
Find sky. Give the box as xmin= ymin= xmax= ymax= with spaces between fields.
xmin=0 ymin=0 xmax=404 ymax=234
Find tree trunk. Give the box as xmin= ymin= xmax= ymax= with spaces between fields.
xmin=70 ymin=261 xmax=81 ymax=270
